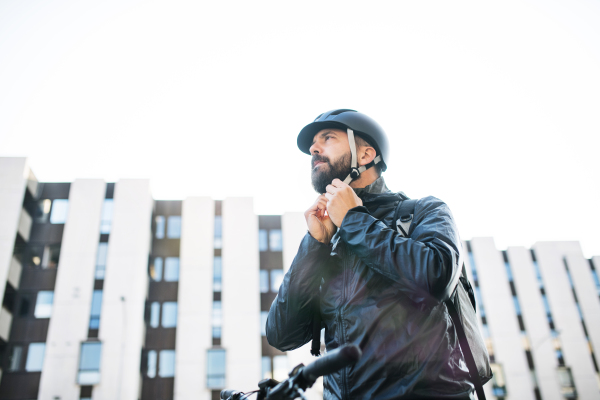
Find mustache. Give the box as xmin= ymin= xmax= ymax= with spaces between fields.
xmin=311 ymin=154 xmax=330 ymax=167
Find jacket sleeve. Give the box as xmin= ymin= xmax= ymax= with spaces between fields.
xmin=266 ymin=232 xmax=332 ymax=352
xmin=338 ymin=196 xmax=462 ymax=302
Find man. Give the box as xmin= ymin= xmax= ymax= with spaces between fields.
xmin=266 ymin=109 xmax=474 ymax=399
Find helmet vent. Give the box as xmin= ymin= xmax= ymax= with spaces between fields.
xmin=329 ymin=109 xmax=357 ymax=116
xmin=313 ymin=113 xmax=324 ymax=122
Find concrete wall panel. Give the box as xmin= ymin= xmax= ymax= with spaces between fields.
xmin=471 ymin=237 xmax=534 ymax=399
xmin=0 ymin=158 xmax=29 ymax=310
xmin=565 ymin=253 xmax=600 ymax=371
xmin=7 ymin=255 xmax=22 ymax=289
xmin=17 ymin=208 xmax=32 ymax=241
xmin=507 ymin=246 xmax=562 ymax=400
xmin=533 ymin=242 xmax=599 ymax=399
xmin=38 ymin=179 xmax=106 ymax=400
xmin=222 ymin=197 xmax=261 ymax=390
xmin=94 ymin=180 xmax=153 ymax=400
xmin=175 ymin=197 xmax=214 ymax=400
xmin=0 ymin=307 xmax=12 ymax=342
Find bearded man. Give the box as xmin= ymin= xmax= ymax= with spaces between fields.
xmin=266 ymin=109 xmax=476 ymax=399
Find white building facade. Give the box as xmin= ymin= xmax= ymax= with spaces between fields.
xmin=0 ymin=157 xmax=598 ymax=400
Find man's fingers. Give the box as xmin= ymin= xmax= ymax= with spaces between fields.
xmin=331 ymin=178 xmax=346 ymax=188
xmin=325 ymin=184 xmax=340 ymax=195
xmin=325 ymin=193 xmax=333 ymax=201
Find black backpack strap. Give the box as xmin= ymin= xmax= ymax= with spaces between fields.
xmin=310 ymin=309 xmax=321 ymax=356
xmin=392 ymin=196 xmax=417 ymax=237
xmin=445 ymin=297 xmax=486 ymax=400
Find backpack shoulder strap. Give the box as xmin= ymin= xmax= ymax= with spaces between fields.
xmin=392 ymin=195 xmax=418 ymax=237
xmin=445 ymin=298 xmax=487 ymax=400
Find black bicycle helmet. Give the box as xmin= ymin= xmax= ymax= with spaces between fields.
xmin=297 ymin=109 xmax=389 ymax=183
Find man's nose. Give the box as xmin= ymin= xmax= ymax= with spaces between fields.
xmin=309 ymin=142 xmax=320 ymax=155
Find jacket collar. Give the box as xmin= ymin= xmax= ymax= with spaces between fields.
xmin=352 ymin=176 xmax=390 ymax=197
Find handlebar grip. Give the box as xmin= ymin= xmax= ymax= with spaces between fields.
xmin=301 ymin=344 xmax=362 ymax=382
xmin=220 ymin=389 xmax=241 ymax=399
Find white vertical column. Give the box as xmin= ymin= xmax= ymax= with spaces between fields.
xmin=38 ymin=179 xmax=106 ymax=400
xmin=94 ymin=180 xmax=153 ymax=400
xmin=470 ymin=237 xmax=534 ymax=399
xmin=281 ymin=212 xmax=324 ymax=400
xmin=565 ymin=252 xmax=600 ymax=370
xmin=0 ymin=157 xmax=29 ymax=305
xmin=175 ymin=197 xmax=214 ymax=400
xmin=506 ymin=246 xmax=562 ymax=400
xmin=462 ymin=241 xmax=494 ymax=400
xmin=221 ymin=197 xmax=261 ymax=390
xmin=533 ymin=241 xmax=598 ymax=399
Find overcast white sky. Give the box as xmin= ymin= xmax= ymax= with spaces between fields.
xmin=1 ymin=0 xmax=599 ymax=257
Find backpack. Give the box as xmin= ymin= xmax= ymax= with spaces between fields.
xmin=392 ymin=195 xmax=493 ymax=400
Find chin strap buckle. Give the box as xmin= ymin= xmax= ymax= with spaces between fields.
xmin=350 ymin=168 xmax=360 ymax=179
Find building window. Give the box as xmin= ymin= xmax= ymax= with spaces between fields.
xmin=270 ymin=270 xmax=284 ymax=292
xmin=155 ymin=216 xmax=165 ymax=239
xmin=259 ymin=229 xmax=283 ymax=251
xmin=150 ymin=302 xmax=160 ymax=328
xmin=260 ymin=311 xmax=268 ymax=336
xmin=25 ymin=343 xmax=46 ymax=372
xmin=89 ymin=290 xmax=102 ymax=329
xmin=159 ymin=350 xmax=176 ymax=378
xmin=167 ymin=216 xmax=181 ymax=239
xmin=212 ymin=301 xmax=222 ymax=328
xmin=164 ymin=257 xmax=180 ymax=282
xmin=42 ymin=245 xmax=60 ymax=268
xmin=151 ymin=258 xmax=163 ymax=281
xmin=270 ymin=229 xmax=282 ymax=251
xmin=28 ymin=246 xmax=43 ymax=267
xmin=19 ymin=296 xmax=31 ymax=317
xmin=78 ymin=342 xmax=102 ymax=385
xmin=259 ymin=270 xmax=269 ymax=293
xmin=214 ymin=257 xmax=222 ymax=292
xmin=28 ymin=245 xmax=61 ymax=268
xmin=95 ymin=243 xmax=108 ymax=279
xmin=557 ymin=366 xmax=576 ymax=398
xmin=214 ymin=216 xmax=222 ymax=249
xmin=33 ymin=199 xmax=52 ymax=223
xmin=8 ymin=345 xmax=22 ymax=371
xmin=490 ymin=363 xmax=507 ymax=398
xmin=212 ymin=326 xmax=221 ymax=339
xmin=259 ymin=230 xmax=268 ymax=252
xmin=161 ymin=302 xmax=178 ymax=328
xmin=261 ymin=356 xmax=272 ymax=379
xmin=207 ymin=349 xmax=226 ymax=388
xmin=147 ymin=350 xmax=157 ymax=378
xmin=273 ymin=355 xmax=288 ymax=382
xmin=50 ymin=199 xmax=69 ymax=224
xmin=100 ymin=199 xmax=113 ymax=234
xmin=34 ymin=291 xmax=54 ymax=318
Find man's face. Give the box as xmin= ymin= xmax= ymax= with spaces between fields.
xmin=310 ymin=128 xmax=351 ymax=194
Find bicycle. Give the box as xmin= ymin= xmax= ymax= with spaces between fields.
xmin=220 ymin=344 xmax=362 ymax=400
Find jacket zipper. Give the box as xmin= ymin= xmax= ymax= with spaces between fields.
xmin=339 ymin=247 xmax=348 ymax=399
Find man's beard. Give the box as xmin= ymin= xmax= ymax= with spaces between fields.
xmin=311 ymin=152 xmax=351 ymax=194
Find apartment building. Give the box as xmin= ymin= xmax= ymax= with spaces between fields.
xmin=0 ymin=157 xmax=598 ymax=400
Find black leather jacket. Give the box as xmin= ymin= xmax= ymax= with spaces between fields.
xmin=266 ymin=179 xmax=474 ymax=399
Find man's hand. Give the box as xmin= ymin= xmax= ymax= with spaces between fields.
xmin=325 ymin=179 xmax=363 ymax=227
xmin=305 ymin=194 xmax=337 ymax=244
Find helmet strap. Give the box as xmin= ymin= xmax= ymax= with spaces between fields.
xmin=343 ymin=128 xmax=383 ymax=185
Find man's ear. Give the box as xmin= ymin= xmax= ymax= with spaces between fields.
xmin=357 ymin=146 xmax=377 ymax=166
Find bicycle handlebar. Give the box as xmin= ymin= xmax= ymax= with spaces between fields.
xmin=301 ymin=344 xmax=361 ymax=384
xmin=220 ymin=389 xmax=243 ymax=399
xmin=220 ymin=344 xmax=362 ymax=399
